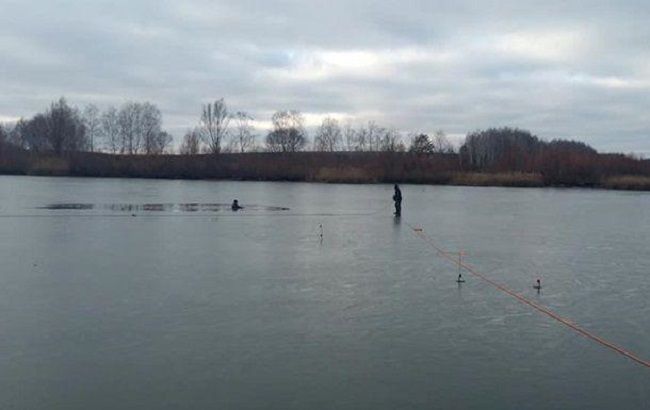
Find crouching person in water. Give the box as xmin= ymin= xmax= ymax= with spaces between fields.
xmin=393 ymin=184 xmax=402 ymax=217
xmin=231 ymin=199 xmax=243 ymax=211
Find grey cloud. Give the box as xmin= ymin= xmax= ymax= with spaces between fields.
xmin=0 ymin=0 xmax=649 ymax=152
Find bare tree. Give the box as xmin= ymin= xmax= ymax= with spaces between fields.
xmin=313 ymin=117 xmax=342 ymax=151
xmin=409 ymin=133 xmax=434 ymax=153
xmin=101 ymin=106 xmax=121 ymax=153
xmin=356 ymin=125 xmax=369 ymax=151
xmin=7 ymin=122 xmax=22 ymax=147
xmin=431 ymin=130 xmax=454 ymax=153
xmin=460 ymin=127 xmax=540 ymax=169
xmin=10 ymin=99 xmax=86 ymax=154
xmin=230 ymin=111 xmax=256 ymax=153
xmin=117 ymin=102 xmax=141 ymax=154
xmin=379 ymin=127 xmax=404 ymax=152
xmin=46 ymin=98 xmax=87 ymax=154
xmin=158 ymin=131 xmax=173 ymax=154
xmin=354 ymin=121 xmax=384 ymax=151
xmin=0 ymin=124 xmax=7 ymax=153
xmin=12 ymin=118 xmax=39 ymax=150
xmin=200 ymin=98 xmax=230 ymax=154
xmin=343 ymin=121 xmax=357 ymax=151
xmin=265 ymin=110 xmax=307 ymax=152
xmin=4 ymin=99 xmax=174 ymax=156
xmin=82 ymin=104 xmax=100 ymax=152
xmin=179 ymin=128 xmax=202 ymax=155
xmin=140 ymin=103 xmax=166 ymax=154
xmin=115 ymin=102 xmax=166 ymax=154
xmin=367 ymin=121 xmax=383 ymax=151
xmin=143 ymin=130 xmax=171 ymax=155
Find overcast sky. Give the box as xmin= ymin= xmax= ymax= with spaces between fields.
xmin=1 ymin=0 xmax=649 ymax=152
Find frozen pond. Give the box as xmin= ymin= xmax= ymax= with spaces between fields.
xmin=0 ymin=176 xmax=648 ymax=409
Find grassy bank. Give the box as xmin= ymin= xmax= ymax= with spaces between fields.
xmin=449 ymin=172 xmax=544 ymax=187
xmin=6 ymin=151 xmax=462 ymax=184
xmin=1 ymin=149 xmax=650 ymax=190
xmin=602 ymin=175 xmax=650 ymax=191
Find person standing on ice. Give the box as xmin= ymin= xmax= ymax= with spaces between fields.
xmin=393 ymin=184 xmax=402 ymax=217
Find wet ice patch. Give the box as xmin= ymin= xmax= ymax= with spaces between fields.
xmin=41 ymin=203 xmax=95 ymax=210
xmin=39 ymin=203 xmax=290 ymax=212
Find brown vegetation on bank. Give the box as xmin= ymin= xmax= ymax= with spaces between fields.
xmin=1 ymin=147 xmax=650 ymax=190
xmin=450 ymin=172 xmax=544 ymax=187
xmin=602 ymin=175 xmax=650 ymax=191
xmin=66 ymin=151 xmax=460 ymax=183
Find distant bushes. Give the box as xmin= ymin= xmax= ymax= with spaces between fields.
xmin=460 ymin=127 xmax=540 ymax=171
xmin=6 ymin=98 xmax=173 ymax=156
xmin=457 ymin=127 xmax=650 ymax=188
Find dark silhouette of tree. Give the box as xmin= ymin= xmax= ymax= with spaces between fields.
xmin=179 ymin=128 xmax=202 ymax=155
xmin=117 ymin=102 xmax=141 ymax=154
xmin=82 ymin=104 xmax=100 ymax=152
xmin=115 ymin=102 xmax=166 ymax=154
xmin=101 ymin=107 xmax=120 ymax=153
xmin=0 ymin=124 xmax=7 ymax=155
xmin=353 ymin=121 xmax=383 ymax=151
xmin=47 ymin=98 xmax=87 ymax=154
xmin=546 ymin=139 xmax=597 ymax=154
xmin=379 ymin=127 xmax=404 ymax=152
xmin=355 ymin=124 xmax=368 ymax=151
xmin=367 ymin=121 xmax=383 ymax=151
xmin=409 ymin=134 xmax=434 ymax=153
xmin=230 ymin=111 xmax=256 ymax=153
xmin=431 ymin=130 xmax=455 ymax=153
xmin=140 ymin=105 xmax=169 ymax=154
xmin=314 ymin=117 xmax=342 ymax=151
xmin=200 ymin=98 xmax=230 ymax=154
xmin=11 ymin=118 xmax=37 ymax=150
xmin=343 ymin=122 xmax=357 ymax=151
xmin=460 ymin=127 xmax=540 ymax=170
xmin=10 ymin=98 xmax=86 ymax=154
xmin=266 ymin=110 xmax=306 ymax=152
xmin=147 ymin=131 xmax=172 ymax=154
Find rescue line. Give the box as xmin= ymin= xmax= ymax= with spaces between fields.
xmin=407 ymin=223 xmax=650 ymax=369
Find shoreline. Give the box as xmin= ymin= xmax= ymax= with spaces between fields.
xmin=1 ymin=150 xmax=649 ymax=191
xmin=2 ymin=171 xmax=649 ymax=192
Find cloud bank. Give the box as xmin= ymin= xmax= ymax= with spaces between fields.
xmin=1 ymin=0 xmax=649 ymax=152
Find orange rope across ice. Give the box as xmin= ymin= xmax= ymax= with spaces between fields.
xmin=407 ymin=223 xmax=650 ymax=369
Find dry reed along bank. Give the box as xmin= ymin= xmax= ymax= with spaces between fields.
xmin=1 ymin=149 xmax=650 ymax=190
xmin=602 ymin=175 xmax=650 ymax=191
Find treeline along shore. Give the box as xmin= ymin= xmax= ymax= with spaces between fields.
xmin=1 ymin=97 xmax=650 ymax=190
xmin=2 ymin=147 xmax=650 ymax=191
